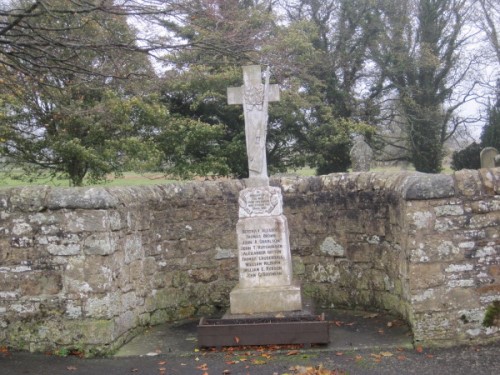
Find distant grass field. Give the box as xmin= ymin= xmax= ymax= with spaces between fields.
xmin=0 ymin=168 xmax=318 ymax=189
xmin=0 ymin=164 xmax=452 ymax=189
xmin=0 ymin=172 xmax=177 ymax=189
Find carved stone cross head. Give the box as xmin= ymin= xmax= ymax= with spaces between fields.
xmin=227 ymin=65 xmax=280 ymax=186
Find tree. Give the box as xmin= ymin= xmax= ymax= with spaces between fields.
xmin=0 ymin=0 xmax=163 ymax=186
xmin=476 ymin=0 xmax=500 ymax=67
xmin=370 ymin=0 xmax=472 ymax=173
xmin=480 ymin=80 xmax=500 ymax=150
xmin=272 ymin=0 xmax=377 ymax=174
xmin=0 ymin=0 xmax=179 ymax=84
xmin=156 ymin=0 xmax=283 ymax=178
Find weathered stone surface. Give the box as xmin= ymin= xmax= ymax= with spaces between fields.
xmin=320 ymin=236 xmax=345 ymax=257
xmin=228 ymin=65 xmax=280 ymax=182
xmin=480 ymin=147 xmax=499 ymax=169
xmin=409 ymin=263 xmax=445 ymax=289
xmin=479 ymin=168 xmax=500 ymax=195
xmin=7 ymin=186 xmax=50 ymax=212
xmin=83 ymin=233 xmax=117 ymax=255
xmin=230 ymin=281 xmax=302 ymax=314
xmin=46 ymin=187 xmax=119 ymax=210
xmin=350 ymin=136 xmax=373 ymax=172
xmin=454 ymin=169 xmax=482 ymax=196
xmin=401 ymin=173 xmax=455 ymax=200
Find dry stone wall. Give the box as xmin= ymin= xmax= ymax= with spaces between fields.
xmin=0 ymin=169 xmax=499 ymax=354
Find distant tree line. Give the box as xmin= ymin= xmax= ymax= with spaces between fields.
xmin=0 ymin=0 xmax=499 ymax=185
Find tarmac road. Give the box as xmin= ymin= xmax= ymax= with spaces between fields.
xmin=1 ymin=343 xmax=499 ymax=375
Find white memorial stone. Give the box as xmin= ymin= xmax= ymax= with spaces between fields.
xmin=228 ymin=66 xmax=302 ymax=314
xmin=350 ymin=136 xmax=373 ymax=172
xmin=480 ymin=147 xmax=499 ymax=169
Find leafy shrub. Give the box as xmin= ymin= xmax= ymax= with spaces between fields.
xmin=450 ymin=142 xmax=481 ymax=171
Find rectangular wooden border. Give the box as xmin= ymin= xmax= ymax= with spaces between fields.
xmin=197 ymin=315 xmax=329 ymax=348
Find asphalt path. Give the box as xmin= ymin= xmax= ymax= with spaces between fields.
xmin=1 ymin=342 xmax=499 ymax=375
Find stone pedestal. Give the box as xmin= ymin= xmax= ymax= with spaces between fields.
xmin=230 ymin=281 xmax=302 ymax=314
xmin=229 ymin=186 xmax=302 ymax=314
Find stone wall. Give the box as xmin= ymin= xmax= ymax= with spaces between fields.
xmin=0 ymin=169 xmax=499 ymax=354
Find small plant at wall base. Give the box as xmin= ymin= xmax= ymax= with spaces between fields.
xmin=482 ymin=301 xmax=500 ymax=327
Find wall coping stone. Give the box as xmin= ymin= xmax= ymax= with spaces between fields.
xmin=1 ymin=169 xmax=498 ymax=213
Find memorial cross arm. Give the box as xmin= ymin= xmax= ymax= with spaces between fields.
xmin=227 ymin=65 xmax=280 ymax=184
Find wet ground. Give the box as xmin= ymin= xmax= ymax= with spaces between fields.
xmin=114 ymin=309 xmax=413 ymax=357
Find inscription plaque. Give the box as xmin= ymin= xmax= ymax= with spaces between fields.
xmin=237 ymin=216 xmax=292 ymax=288
xmin=239 ymin=186 xmax=282 ymax=217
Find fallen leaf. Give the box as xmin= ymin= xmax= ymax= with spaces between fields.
xmin=223 ymin=370 xmax=231 ymax=374
xmin=387 ymin=321 xmax=393 ymax=328
xmin=355 ymin=355 xmax=363 ymax=361
xmin=397 ymin=355 xmax=407 ymax=361
xmin=335 ymin=352 xmax=344 ymax=356
xmin=426 ymin=354 xmax=434 ymax=359
xmin=66 ymin=366 xmax=77 ymax=371
xmin=158 ymin=361 xmax=167 ymax=365
xmin=378 ymin=328 xmax=385 ymax=334
xmin=364 ymin=313 xmax=379 ymax=319
xmin=130 ymin=369 xmax=139 ymax=373
xmin=197 ymin=363 xmax=209 ymax=371
xmin=251 ymin=359 xmax=267 ymax=365
xmin=380 ymin=351 xmax=393 ymax=357
xmin=146 ymin=352 xmax=159 ymax=356
xmin=158 ymin=367 xmax=166 ymax=372
xmin=416 ymin=346 xmax=424 ymax=353
xmin=287 ymin=350 xmax=300 ymax=356
xmin=234 ymin=336 xmax=240 ymax=344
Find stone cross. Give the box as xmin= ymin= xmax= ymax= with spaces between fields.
xmin=228 ymin=65 xmax=280 ymax=185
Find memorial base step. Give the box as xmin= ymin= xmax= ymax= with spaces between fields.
xmin=229 ymin=281 xmax=302 ymax=314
